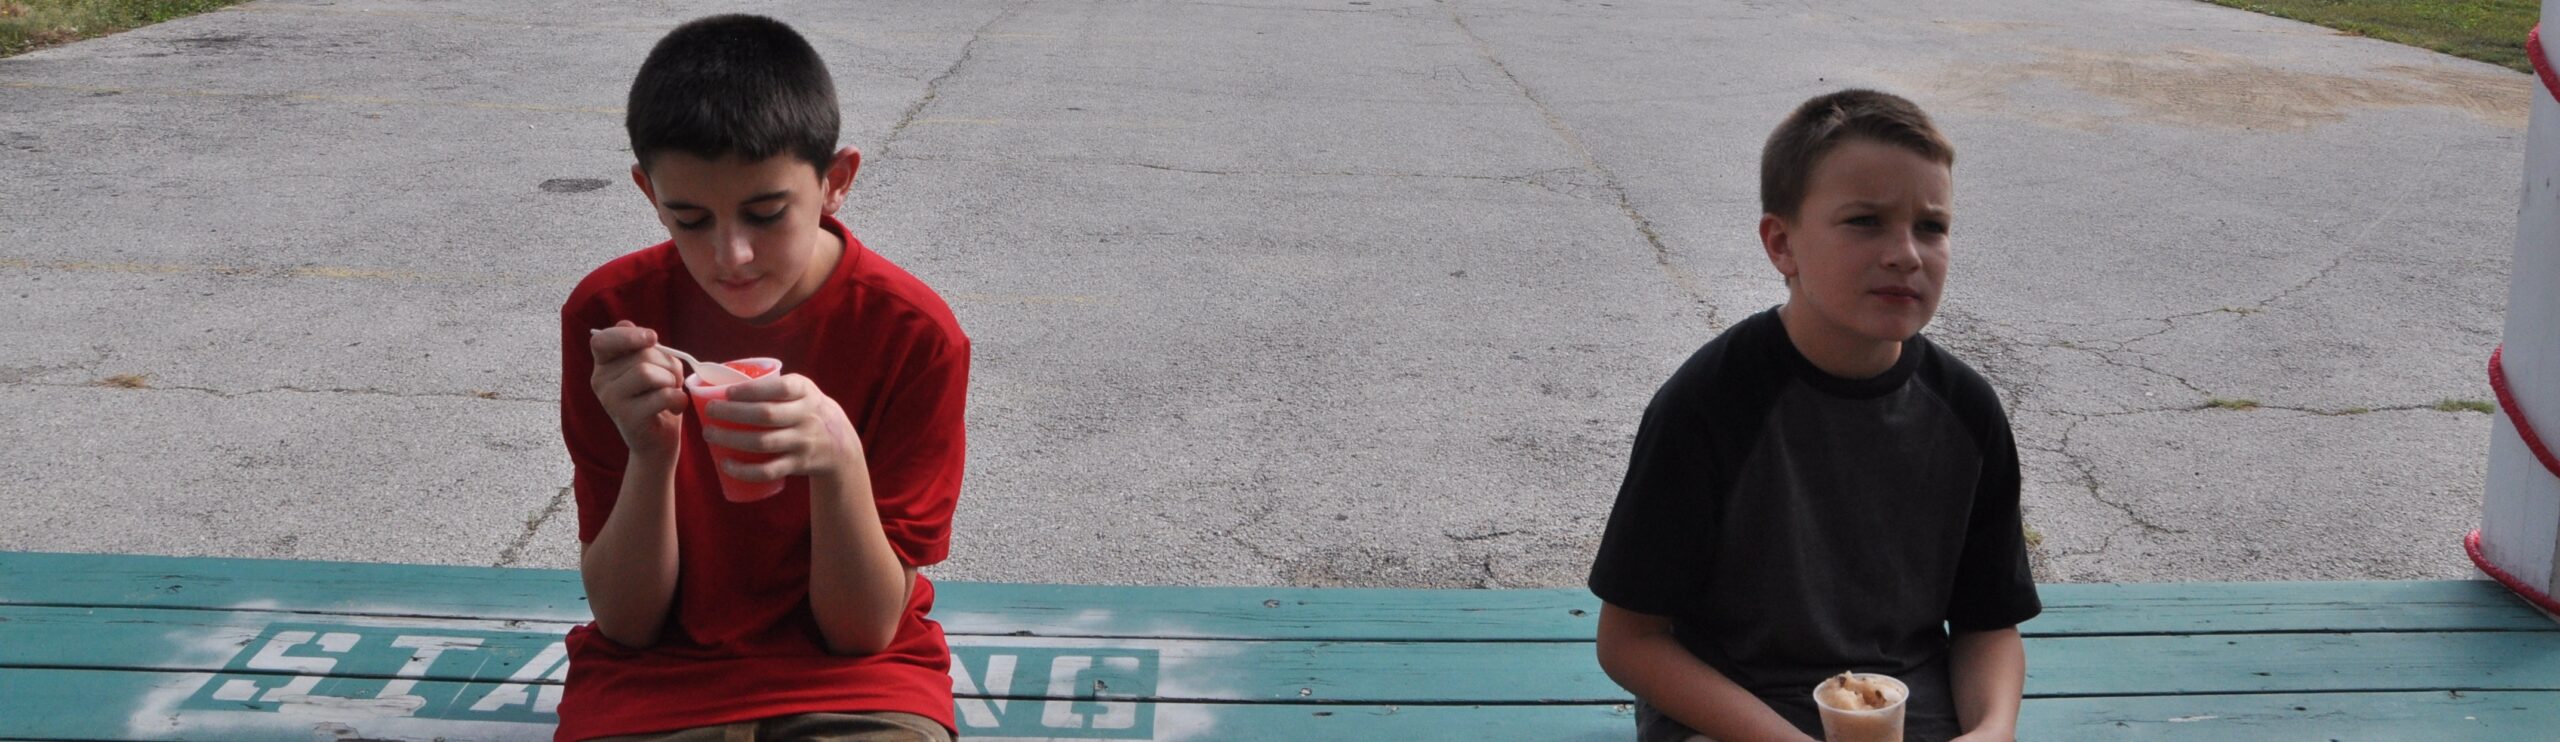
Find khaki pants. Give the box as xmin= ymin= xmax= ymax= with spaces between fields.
xmin=590 ymin=712 xmax=953 ymax=742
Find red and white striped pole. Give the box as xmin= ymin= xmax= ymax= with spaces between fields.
xmin=2471 ymin=14 xmax=2560 ymax=622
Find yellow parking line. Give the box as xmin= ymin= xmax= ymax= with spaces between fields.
xmin=215 ymin=4 xmax=981 ymax=42
xmin=0 ymin=257 xmax=532 ymax=284
xmin=0 ymin=258 xmax=1112 ymax=305
xmin=0 ymin=80 xmax=621 ymax=115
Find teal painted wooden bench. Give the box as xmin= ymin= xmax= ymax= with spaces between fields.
xmin=2 ymin=552 xmax=2555 ymax=740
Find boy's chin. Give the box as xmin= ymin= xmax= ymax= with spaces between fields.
xmin=1843 ymin=309 xmax=1933 ymax=344
xmin=709 ymin=293 xmax=781 ymax=321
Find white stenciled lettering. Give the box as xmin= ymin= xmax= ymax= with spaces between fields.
xmin=1039 ymin=657 xmax=1092 ymax=730
xmin=1087 ymin=656 xmax=1143 ymax=730
xmin=1041 ymin=656 xmax=1143 ymax=730
xmin=374 ymin=636 xmax=487 ymax=710
xmin=466 ymin=641 xmax=569 ymax=714
xmin=951 ymin=654 xmax=1020 ymax=728
xmin=236 ymin=630 xmax=361 ymax=703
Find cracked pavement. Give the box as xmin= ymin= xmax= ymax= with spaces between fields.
xmin=0 ymin=0 xmax=2526 ymax=586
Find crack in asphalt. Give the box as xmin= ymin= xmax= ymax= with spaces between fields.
xmin=494 ymin=486 xmax=574 ymax=567
xmin=875 ymin=1 xmax=1036 ymax=156
xmin=1433 ymin=0 xmax=1717 ymax=328
xmin=2045 ymin=414 xmax=2189 ymax=538
xmin=2243 ymin=140 xmax=2446 ymax=314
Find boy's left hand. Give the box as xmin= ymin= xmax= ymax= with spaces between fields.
xmin=699 ymin=373 xmax=866 ymax=482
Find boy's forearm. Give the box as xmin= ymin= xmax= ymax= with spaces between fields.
xmin=807 ymin=452 xmax=910 ymax=655
xmin=1948 ymin=627 xmax=2026 ymax=739
xmin=579 ymin=454 xmax=681 ymax=648
xmin=1598 ymin=616 xmax=1817 ymax=742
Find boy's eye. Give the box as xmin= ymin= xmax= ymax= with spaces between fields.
xmin=746 ymin=207 xmax=786 ymax=225
xmin=1844 ymin=215 xmax=1880 ymax=228
xmin=673 ymin=215 xmax=709 ymax=230
xmin=1920 ymin=220 xmax=1950 ymax=235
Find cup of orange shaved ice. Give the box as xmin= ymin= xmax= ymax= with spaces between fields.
xmin=683 ymin=357 xmax=785 ymax=502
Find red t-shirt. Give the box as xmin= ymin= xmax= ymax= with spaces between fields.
xmin=554 ymin=215 xmax=968 ymax=741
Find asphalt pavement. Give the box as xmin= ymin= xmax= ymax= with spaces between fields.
xmin=0 ymin=0 xmax=2529 ymax=586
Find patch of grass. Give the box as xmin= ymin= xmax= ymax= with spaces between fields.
xmin=2205 ymin=397 xmax=2262 ymax=411
xmin=1 ymin=0 xmax=253 ymax=58
xmin=2200 ymin=0 xmax=2537 ymax=74
xmin=95 ymin=373 xmax=150 ymax=389
xmin=2338 ymin=406 xmax=2372 ymax=415
xmin=472 ymin=390 xmax=501 ymax=400
xmin=2023 ymin=525 xmax=2045 ymax=550
xmin=2435 ymin=398 xmax=2498 ymax=414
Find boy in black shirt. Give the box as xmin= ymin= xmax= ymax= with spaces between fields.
xmin=1588 ymin=89 xmax=2040 ymax=742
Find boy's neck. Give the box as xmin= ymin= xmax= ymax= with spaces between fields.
xmin=1776 ymin=302 xmax=1904 ymax=380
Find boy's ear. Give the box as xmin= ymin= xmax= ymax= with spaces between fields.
xmin=1759 ymin=213 xmax=1799 ymax=280
xmin=631 ymin=163 xmax=659 ymax=208
xmin=823 ymin=146 xmax=861 ymax=212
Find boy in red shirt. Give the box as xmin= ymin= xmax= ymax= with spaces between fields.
xmin=557 ymin=15 xmax=967 ymax=742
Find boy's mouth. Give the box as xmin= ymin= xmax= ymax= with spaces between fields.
xmin=1870 ymin=286 xmax=1924 ymax=303
xmin=717 ymin=276 xmax=762 ymax=292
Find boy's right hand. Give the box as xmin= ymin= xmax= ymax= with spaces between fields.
xmin=589 ymin=320 xmax=688 ymax=460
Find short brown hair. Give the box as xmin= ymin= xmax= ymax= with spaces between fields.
xmin=627 ymin=15 xmax=839 ymax=174
xmin=1760 ymin=89 xmax=1953 ymax=219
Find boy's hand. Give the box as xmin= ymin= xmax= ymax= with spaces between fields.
xmin=700 ymin=373 xmax=865 ymax=483
xmin=587 ymin=320 xmax=688 ymax=460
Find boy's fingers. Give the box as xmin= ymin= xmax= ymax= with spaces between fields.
xmin=605 ymin=360 xmax=679 ymax=395
xmin=718 ymin=375 xmax=798 ymax=403
xmin=703 ymin=399 xmax=790 ymax=427
xmin=702 ymin=426 xmax=788 ymax=453
xmin=598 ymin=364 xmax=681 ymax=405
xmin=589 ymin=327 xmax=656 ymax=361
xmin=607 ymin=381 xmax=674 ymax=415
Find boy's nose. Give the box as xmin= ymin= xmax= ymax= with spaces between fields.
xmin=1882 ymin=232 xmax=1922 ymax=270
xmin=716 ymin=229 xmax=754 ymax=269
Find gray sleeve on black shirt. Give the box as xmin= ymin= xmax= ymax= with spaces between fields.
xmin=1940 ymin=372 xmax=2043 ymax=632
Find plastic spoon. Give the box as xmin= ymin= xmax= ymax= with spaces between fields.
xmin=589 ymin=328 xmax=751 ymax=385
xmin=655 ymin=343 xmax=751 ymax=385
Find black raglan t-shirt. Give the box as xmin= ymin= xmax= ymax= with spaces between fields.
xmin=1589 ymin=307 xmax=2041 ymax=741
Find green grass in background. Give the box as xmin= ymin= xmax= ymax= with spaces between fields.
xmin=2203 ymin=0 xmax=2538 ymax=73
xmin=2 ymin=0 xmax=251 ymax=58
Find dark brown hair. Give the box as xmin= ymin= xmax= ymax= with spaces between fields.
xmin=626 ymin=15 xmax=838 ymax=174
xmin=1760 ymin=89 xmax=1953 ymax=219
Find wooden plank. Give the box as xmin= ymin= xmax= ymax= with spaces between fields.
xmin=0 ymin=551 xmax=594 ymax=623
xmin=2028 ymin=580 xmax=2560 ymax=636
xmin=0 ymin=667 xmax=1635 ymax=742
xmin=936 ymin=582 xmax=1598 ymax=641
xmin=12 ymin=665 xmax=2557 ymax=742
xmin=2029 ymin=631 xmax=2560 ymax=696
xmin=0 ymin=606 xmax=1622 ymax=704
xmin=12 ymin=552 xmax=2554 ymax=641
xmin=2018 ymin=691 xmax=2560 ymax=740
xmin=14 ymin=604 xmax=2560 ymax=703
xmin=0 ymin=552 xmax=1602 ymax=641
